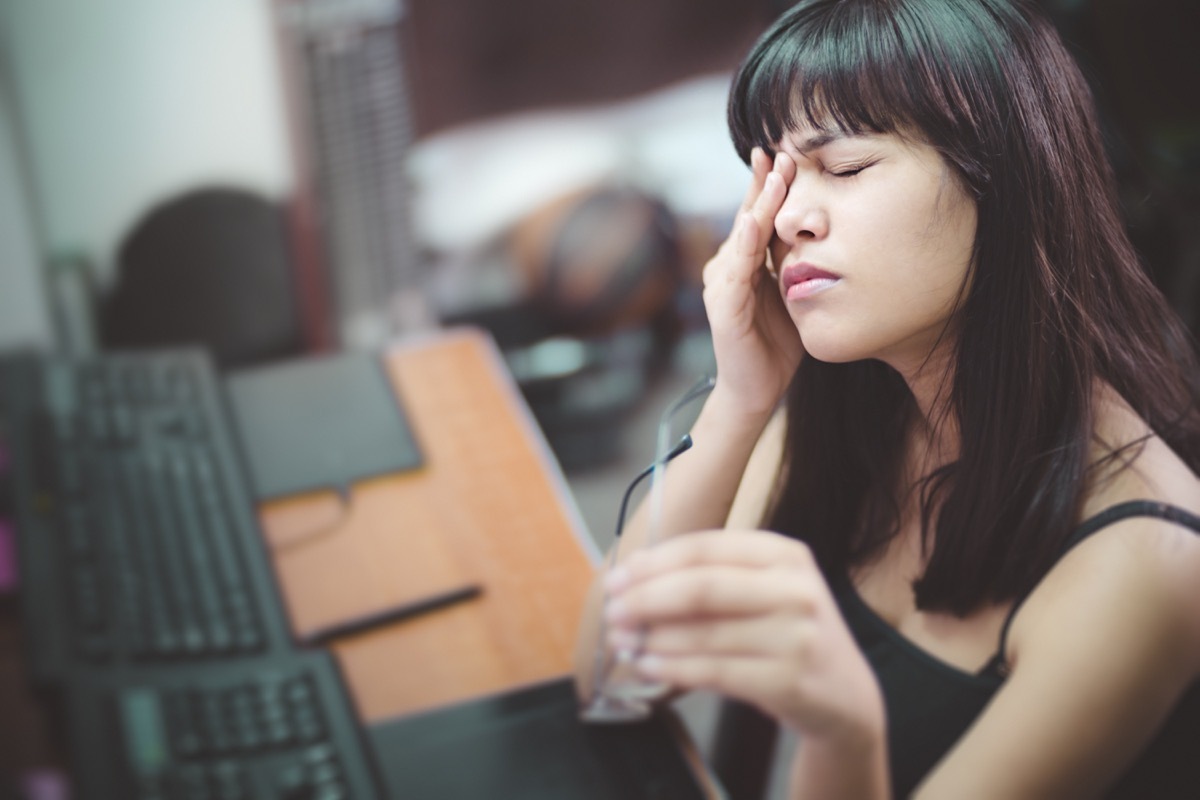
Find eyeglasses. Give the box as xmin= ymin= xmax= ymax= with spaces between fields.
xmin=579 ymin=374 xmax=716 ymax=724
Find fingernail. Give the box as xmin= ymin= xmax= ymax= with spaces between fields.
xmin=604 ymin=565 xmax=630 ymax=592
xmin=604 ymin=598 xmax=628 ymax=623
xmin=607 ymin=628 xmax=639 ymax=652
xmin=636 ymin=654 xmax=663 ymax=677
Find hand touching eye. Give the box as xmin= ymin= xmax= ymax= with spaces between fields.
xmin=701 ymin=149 xmax=805 ymax=419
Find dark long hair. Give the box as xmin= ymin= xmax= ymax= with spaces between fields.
xmin=729 ymin=0 xmax=1200 ymax=614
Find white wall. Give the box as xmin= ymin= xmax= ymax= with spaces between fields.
xmin=0 ymin=0 xmax=293 ymax=350
xmin=0 ymin=72 xmax=51 ymax=351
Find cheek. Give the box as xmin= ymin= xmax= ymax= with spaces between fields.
xmin=866 ymin=198 xmax=974 ymax=289
xmin=906 ymin=216 xmax=975 ymax=296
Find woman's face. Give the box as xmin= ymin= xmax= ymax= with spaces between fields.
xmin=768 ymin=123 xmax=977 ymax=375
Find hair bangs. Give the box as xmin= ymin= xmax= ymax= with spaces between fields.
xmin=728 ymin=2 xmax=928 ymax=164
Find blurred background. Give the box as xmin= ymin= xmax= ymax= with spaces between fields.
xmin=0 ymin=0 xmax=1197 ymax=477
xmin=0 ymin=0 xmax=782 ymax=476
xmin=0 ymin=0 xmax=1196 ymax=797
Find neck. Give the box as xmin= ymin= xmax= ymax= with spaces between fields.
xmin=892 ymin=341 xmax=960 ymax=471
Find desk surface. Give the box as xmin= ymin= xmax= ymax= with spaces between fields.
xmin=258 ymin=328 xmax=600 ymax=723
xmin=0 ymin=329 xmax=722 ymax=798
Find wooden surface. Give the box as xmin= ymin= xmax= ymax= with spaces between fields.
xmin=259 ymin=328 xmax=600 ymax=723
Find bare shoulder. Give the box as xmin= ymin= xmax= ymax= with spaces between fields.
xmin=1016 ymin=383 xmax=1200 ymax=672
xmin=925 ymin=491 xmax=1200 ymax=794
xmin=918 ymin=387 xmax=1200 ymax=796
xmin=1084 ymin=381 xmax=1200 ymax=517
xmin=923 ymin=512 xmax=1200 ymax=796
xmin=1062 ymin=383 xmax=1200 ymax=639
xmin=1011 ymin=507 xmax=1200 ymax=668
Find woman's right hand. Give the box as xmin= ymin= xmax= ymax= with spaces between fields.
xmin=702 ymin=148 xmax=805 ymax=418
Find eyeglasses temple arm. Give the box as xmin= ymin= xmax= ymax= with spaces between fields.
xmin=613 ymin=433 xmax=694 ymax=539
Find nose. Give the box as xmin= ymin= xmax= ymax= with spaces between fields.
xmin=774 ymin=183 xmax=828 ymax=244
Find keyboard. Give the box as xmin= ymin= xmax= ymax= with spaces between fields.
xmin=0 ymin=349 xmax=384 ymax=799
xmin=65 ymin=650 xmax=379 ymax=800
xmin=3 ymin=349 xmax=293 ymax=680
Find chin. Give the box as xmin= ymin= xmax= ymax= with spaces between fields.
xmin=798 ymin=333 xmax=867 ymax=365
xmin=793 ymin=313 xmax=866 ymax=364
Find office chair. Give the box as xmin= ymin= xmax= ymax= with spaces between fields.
xmin=97 ymin=187 xmax=305 ymax=370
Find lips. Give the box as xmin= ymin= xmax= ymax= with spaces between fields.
xmin=780 ymin=262 xmax=842 ymax=301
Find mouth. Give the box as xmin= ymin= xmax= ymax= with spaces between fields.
xmin=780 ymin=262 xmax=842 ymax=301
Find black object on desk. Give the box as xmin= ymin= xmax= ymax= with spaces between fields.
xmin=0 ymin=348 xmax=387 ymax=798
xmin=369 ymin=678 xmax=712 ymax=799
xmin=299 ymin=584 xmax=484 ymax=646
xmin=225 ymin=351 xmax=423 ymax=500
xmin=1 ymin=348 xmax=297 ymax=681
xmin=64 ymin=649 xmax=384 ymax=800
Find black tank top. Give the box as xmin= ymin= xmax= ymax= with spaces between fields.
xmin=833 ymin=500 xmax=1200 ymax=797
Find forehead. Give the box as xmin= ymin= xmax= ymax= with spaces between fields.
xmin=771 ymin=125 xmax=895 ymax=158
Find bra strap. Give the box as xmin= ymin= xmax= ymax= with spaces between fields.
xmin=986 ymin=500 xmax=1200 ymax=678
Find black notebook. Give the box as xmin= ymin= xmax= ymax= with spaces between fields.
xmin=368 ymin=678 xmax=713 ymax=799
xmin=225 ymin=351 xmax=423 ymax=500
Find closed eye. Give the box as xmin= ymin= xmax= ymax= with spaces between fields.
xmin=829 ymin=163 xmax=869 ymax=178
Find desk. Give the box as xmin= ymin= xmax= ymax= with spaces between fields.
xmin=259 ymin=329 xmax=600 ymax=721
xmin=0 ymin=328 xmax=721 ymax=798
xmin=260 ymin=329 xmax=722 ymax=798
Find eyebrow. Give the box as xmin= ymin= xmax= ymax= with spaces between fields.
xmin=787 ymin=128 xmax=891 ymax=158
xmin=791 ymin=131 xmax=847 ymax=155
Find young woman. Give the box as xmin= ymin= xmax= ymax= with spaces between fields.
xmin=574 ymin=0 xmax=1200 ymax=796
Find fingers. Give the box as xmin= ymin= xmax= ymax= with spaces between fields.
xmin=737 ymin=146 xmax=772 ymax=213
xmin=704 ymin=148 xmax=794 ymax=292
xmin=608 ymin=530 xmax=815 ymax=589
xmin=603 ymin=531 xmax=826 ymax=655
xmin=739 ymin=148 xmax=797 ymax=213
xmin=738 ymin=171 xmax=786 ymax=259
xmin=611 ymin=613 xmax=819 ymax=662
xmin=631 ymin=651 xmax=793 ymax=702
xmin=606 ymin=563 xmax=819 ymax=625
xmin=773 ymin=150 xmax=797 ymax=187
xmin=732 ymin=151 xmax=794 ymax=279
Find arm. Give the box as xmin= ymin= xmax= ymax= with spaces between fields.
xmin=605 ymin=516 xmax=1200 ymax=800
xmin=571 ymin=398 xmax=777 ymax=696
xmin=917 ymin=516 xmax=1200 ymax=798
xmin=622 ymin=143 xmax=805 ymax=548
xmin=602 ymin=530 xmax=891 ymax=798
xmin=574 ymin=148 xmax=804 ymax=694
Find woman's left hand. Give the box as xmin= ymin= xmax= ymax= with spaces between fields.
xmin=603 ymin=530 xmax=885 ymax=748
